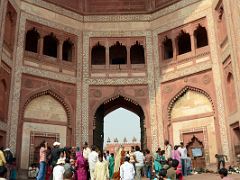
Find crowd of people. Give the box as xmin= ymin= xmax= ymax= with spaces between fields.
xmin=0 ymin=147 xmax=17 ymax=180
xmin=0 ymin=140 xmax=234 ymax=180
xmin=32 ymin=140 xmax=191 ymax=180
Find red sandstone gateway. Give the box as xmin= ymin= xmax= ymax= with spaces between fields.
xmin=0 ymin=1 xmax=239 ymax=179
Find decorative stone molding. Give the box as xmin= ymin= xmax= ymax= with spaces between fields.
xmin=202 ymin=74 xmax=211 ymax=84
xmin=103 ymin=94 xmax=139 ymax=106
xmin=160 ymin=61 xmax=212 ymax=82
xmin=88 ymin=78 xmax=148 ymax=85
xmin=22 ymin=0 xmax=201 ymax=23
xmin=167 ymin=86 xmax=215 ymax=120
xmin=22 ymin=66 xmax=76 ymax=84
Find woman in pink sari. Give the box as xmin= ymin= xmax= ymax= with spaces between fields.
xmin=172 ymin=145 xmax=181 ymax=162
xmin=75 ymin=151 xmax=88 ymax=180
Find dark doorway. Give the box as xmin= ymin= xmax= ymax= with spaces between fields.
xmin=93 ymin=95 xmax=146 ymax=150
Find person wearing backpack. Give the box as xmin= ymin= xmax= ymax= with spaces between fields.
xmin=3 ymin=148 xmax=13 ymax=165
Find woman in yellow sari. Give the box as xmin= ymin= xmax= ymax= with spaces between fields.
xmin=113 ymin=146 xmax=125 ymax=180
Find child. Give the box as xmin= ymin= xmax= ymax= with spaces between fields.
xmin=28 ymin=164 xmax=39 ymax=178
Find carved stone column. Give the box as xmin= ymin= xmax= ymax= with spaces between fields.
xmin=106 ymin=41 xmax=110 ymax=68
xmin=58 ymin=39 xmax=63 ymax=61
xmin=127 ymin=45 xmax=131 ymax=68
xmin=38 ymin=35 xmax=44 ymax=55
xmin=190 ymin=32 xmax=196 ymax=55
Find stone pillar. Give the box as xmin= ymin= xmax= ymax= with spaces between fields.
xmin=159 ymin=43 xmax=163 ymax=61
xmin=172 ymin=37 xmax=177 ymax=61
xmin=106 ymin=41 xmax=110 ymax=68
xmin=206 ymin=9 xmax=230 ymax=159
xmin=38 ymin=35 xmax=44 ymax=55
xmin=8 ymin=10 xmax=25 ymax=155
xmin=58 ymin=39 xmax=63 ymax=61
xmin=146 ymin=31 xmax=160 ymax=151
xmin=190 ymin=32 xmax=196 ymax=55
xmin=127 ymin=45 xmax=131 ymax=68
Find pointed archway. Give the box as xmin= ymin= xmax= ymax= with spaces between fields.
xmin=93 ymin=95 xmax=146 ymax=150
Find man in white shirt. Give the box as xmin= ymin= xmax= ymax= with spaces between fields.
xmin=178 ymin=142 xmax=187 ymax=159
xmin=178 ymin=142 xmax=188 ymax=176
xmin=53 ymin=158 xmax=65 ymax=180
xmin=83 ymin=142 xmax=91 ymax=160
xmin=88 ymin=145 xmax=99 ymax=180
xmin=164 ymin=140 xmax=172 ymax=160
xmin=134 ymin=146 xmax=145 ymax=180
xmin=120 ymin=156 xmax=135 ymax=180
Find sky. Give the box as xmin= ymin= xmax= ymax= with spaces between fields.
xmin=104 ymin=108 xmax=141 ymax=146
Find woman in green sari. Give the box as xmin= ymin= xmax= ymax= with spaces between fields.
xmin=109 ymin=153 xmax=115 ymax=179
xmin=154 ymin=149 xmax=166 ymax=176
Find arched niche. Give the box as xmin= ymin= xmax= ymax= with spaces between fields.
xmin=24 ymin=95 xmax=67 ymax=122
xmin=171 ymin=90 xmax=213 ymax=119
xmin=109 ymin=41 xmax=127 ymax=65
xmin=130 ymin=41 xmax=145 ymax=64
xmin=20 ymin=89 xmax=73 ymax=169
xmin=91 ymin=42 xmax=106 ymax=65
xmin=62 ymin=39 xmax=74 ymax=62
xmin=177 ymin=30 xmax=191 ymax=55
xmin=162 ymin=36 xmax=173 ymax=60
xmin=25 ymin=28 xmax=40 ymax=53
xmin=194 ymin=25 xmax=208 ymax=48
xmin=43 ymin=33 xmax=58 ymax=58
xmin=167 ymin=87 xmax=217 ymax=164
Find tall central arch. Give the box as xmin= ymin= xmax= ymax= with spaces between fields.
xmin=93 ymin=95 xmax=146 ymax=150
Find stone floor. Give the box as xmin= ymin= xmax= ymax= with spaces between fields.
xmin=184 ymin=173 xmax=240 ymax=180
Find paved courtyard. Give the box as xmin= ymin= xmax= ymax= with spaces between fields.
xmin=184 ymin=173 xmax=240 ymax=180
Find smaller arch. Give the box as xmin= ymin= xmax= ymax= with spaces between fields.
xmin=91 ymin=42 xmax=106 ymax=65
xmin=130 ymin=41 xmax=145 ymax=64
xmin=162 ymin=36 xmax=173 ymax=59
xmin=22 ymin=89 xmax=72 ymax=124
xmin=109 ymin=41 xmax=127 ymax=65
xmin=43 ymin=33 xmax=58 ymax=58
xmin=168 ymin=86 xmax=214 ymax=120
xmin=177 ymin=30 xmax=191 ymax=55
xmin=25 ymin=28 xmax=40 ymax=53
xmin=194 ymin=25 xmax=208 ymax=48
xmin=62 ymin=39 xmax=73 ymax=62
